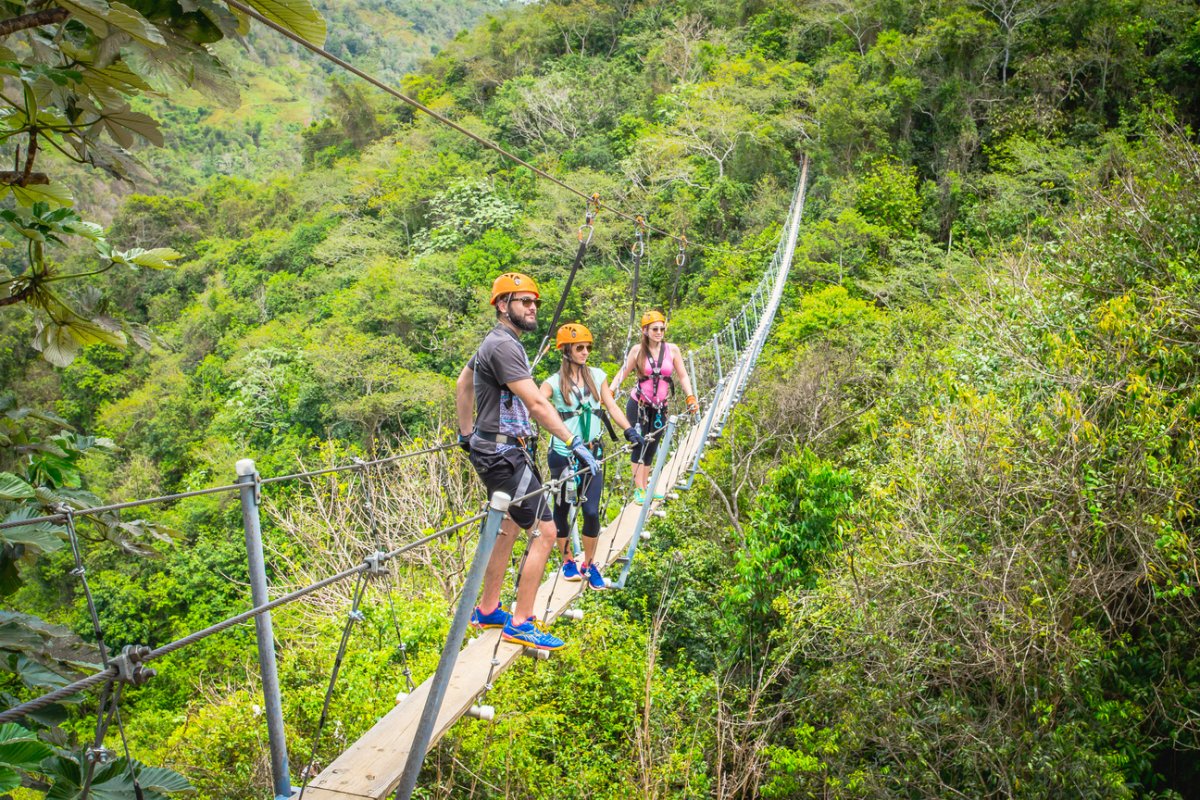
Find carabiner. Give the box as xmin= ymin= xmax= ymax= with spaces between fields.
xmin=676 ymin=234 xmax=688 ymax=268
xmin=631 ymin=215 xmax=646 ymax=260
xmin=578 ymin=193 xmax=600 ymax=245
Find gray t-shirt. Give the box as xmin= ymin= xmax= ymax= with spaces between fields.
xmin=468 ymin=324 xmax=533 ymax=447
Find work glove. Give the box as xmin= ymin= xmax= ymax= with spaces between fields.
xmin=568 ymin=436 xmax=601 ymax=476
xmin=623 ymin=426 xmax=645 ymax=449
xmin=686 ymin=394 xmax=700 ymax=415
xmin=458 ymin=432 xmax=471 ymax=453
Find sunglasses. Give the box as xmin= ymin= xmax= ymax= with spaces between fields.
xmin=648 ymin=326 xmax=665 ymax=333
xmin=574 ymin=344 xmax=592 ymax=352
xmin=509 ymin=295 xmax=542 ymax=309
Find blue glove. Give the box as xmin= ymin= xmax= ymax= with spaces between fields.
xmin=623 ymin=426 xmax=645 ymax=448
xmin=458 ymin=432 xmax=471 ymax=453
xmin=568 ymin=436 xmax=600 ymax=476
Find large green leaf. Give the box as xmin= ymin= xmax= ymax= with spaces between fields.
xmin=0 ymin=768 xmax=20 ymax=793
xmin=33 ymin=318 xmax=128 ymax=367
xmin=136 ymin=766 xmax=196 ymax=794
xmin=31 ymin=321 xmax=81 ymax=367
xmin=43 ymin=757 xmax=195 ymax=800
xmin=0 ymin=472 xmax=34 ymax=501
xmin=0 ymin=509 xmax=66 ymax=553
xmin=106 ymin=2 xmax=167 ymax=47
xmin=3 ymin=653 xmax=70 ymax=690
xmin=11 ymin=182 xmax=75 ymax=209
xmin=91 ymin=104 xmax=164 ymax=148
xmin=113 ymin=246 xmax=181 ymax=270
xmin=52 ymin=0 xmax=112 ymax=36
xmin=0 ymin=722 xmax=37 ymax=743
xmin=0 ymin=738 xmax=55 ymax=769
xmin=244 ymin=0 xmax=326 ymax=46
xmin=0 ymin=525 xmax=64 ymax=554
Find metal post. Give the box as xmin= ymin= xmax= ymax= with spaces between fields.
xmin=568 ymin=501 xmax=582 ymax=559
xmin=712 ymin=334 xmax=723 ymax=383
xmin=687 ymin=350 xmax=699 ymax=399
xmin=679 ymin=380 xmax=724 ymax=491
xmin=396 ymin=491 xmax=510 ymax=800
xmin=236 ymin=459 xmax=291 ymax=800
xmin=615 ymin=417 xmax=677 ymax=589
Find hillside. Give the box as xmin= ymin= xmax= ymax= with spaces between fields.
xmin=3 ymin=0 xmax=1200 ymax=797
xmin=51 ymin=0 xmax=508 ymax=220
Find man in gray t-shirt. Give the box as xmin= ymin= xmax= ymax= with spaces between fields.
xmin=455 ymin=272 xmax=599 ymax=651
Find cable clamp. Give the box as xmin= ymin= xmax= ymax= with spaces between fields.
xmin=364 ymin=551 xmax=389 ymax=577
xmin=85 ymin=745 xmax=114 ymax=765
xmin=112 ymin=644 xmax=156 ymax=687
xmin=348 ymin=609 xmax=365 ymax=623
xmin=70 ymin=565 xmax=86 ymax=577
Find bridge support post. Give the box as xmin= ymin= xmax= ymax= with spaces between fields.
xmin=679 ymin=379 xmax=724 ymax=491
xmin=687 ymin=350 xmax=699 ymax=398
xmin=236 ymin=459 xmax=292 ymax=800
xmin=395 ymin=491 xmax=510 ymax=800
xmin=614 ymin=416 xmax=677 ymax=589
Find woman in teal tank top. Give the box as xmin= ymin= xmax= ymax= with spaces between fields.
xmin=539 ymin=324 xmax=643 ymax=590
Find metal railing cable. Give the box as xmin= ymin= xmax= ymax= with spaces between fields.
xmin=0 ymin=435 xmax=639 ymax=726
xmin=0 ymin=440 xmax=460 ymax=532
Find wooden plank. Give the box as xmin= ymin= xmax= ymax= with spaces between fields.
xmin=305 ymin=435 xmax=703 ymax=799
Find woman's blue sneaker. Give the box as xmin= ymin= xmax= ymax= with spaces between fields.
xmin=561 ymin=558 xmax=582 ymax=581
xmin=501 ymin=616 xmax=565 ymax=650
xmin=585 ymin=563 xmax=607 ymax=591
xmin=470 ymin=604 xmax=511 ymax=629
xmin=633 ymin=488 xmax=646 ymax=505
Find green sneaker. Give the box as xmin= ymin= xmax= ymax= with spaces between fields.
xmin=633 ymin=487 xmax=646 ymax=505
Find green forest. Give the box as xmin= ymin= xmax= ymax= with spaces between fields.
xmin=3 ymin=0 xmax=1200 ymax=797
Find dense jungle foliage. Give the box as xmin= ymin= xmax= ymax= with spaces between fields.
xmin=4 ymin=0 xmax=1200 ymax=797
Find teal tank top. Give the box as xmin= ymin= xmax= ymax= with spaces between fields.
xmin=546 ymin=367 xmax=608 ymax=456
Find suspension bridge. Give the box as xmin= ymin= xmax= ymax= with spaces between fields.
xmin=0 ymin=2 xmax=812 ymax=795
xmin=0 ymin=157 xmax=806 ymax=797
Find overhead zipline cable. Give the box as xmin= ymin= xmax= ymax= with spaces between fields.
xmin=221 ymin=0 xmax=691 ymax=249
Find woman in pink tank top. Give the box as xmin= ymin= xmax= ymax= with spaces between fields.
xmin=610 ymin=310 xmax=699 ymax=503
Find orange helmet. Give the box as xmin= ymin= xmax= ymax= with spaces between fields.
xmin=640 ymin=310 xmax=667 ymax=328
xmin=556 ymin=323 xmax=593 ymax=348
xmin=490 ymin=272 xmax=539 ymax=305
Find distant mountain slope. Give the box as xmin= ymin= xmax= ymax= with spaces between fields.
xmin=62 ymin=0 xmax=510 ymax=215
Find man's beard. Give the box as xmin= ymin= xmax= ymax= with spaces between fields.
xmin=511 ymin=313 xmax=537 ymax=332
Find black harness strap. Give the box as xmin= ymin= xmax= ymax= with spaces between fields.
xmin=533 ymin=195 xmax=600 ymax=369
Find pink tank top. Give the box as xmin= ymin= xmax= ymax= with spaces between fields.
xmin=634 ymin=344 xmax=674 ymax=406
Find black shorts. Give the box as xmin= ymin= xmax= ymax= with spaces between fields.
xmin=626 ymin=397 xmax=667 ymax=466
xmin=468 ymin=446 xmax=553 ymax=529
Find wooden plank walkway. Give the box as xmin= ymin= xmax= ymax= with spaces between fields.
xmin=303 ymin=420 xmax=707 ymax=799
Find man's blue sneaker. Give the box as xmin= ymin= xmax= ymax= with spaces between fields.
xmin=470 ymin=604 xmax=511 ymax=629
xmin=585 ymin=562 xmax=607 ymax=591
xmin=501 ymin=616 xmax=565 ymax=651
xmin=561 ymin=558 xmax=582 ymax=582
